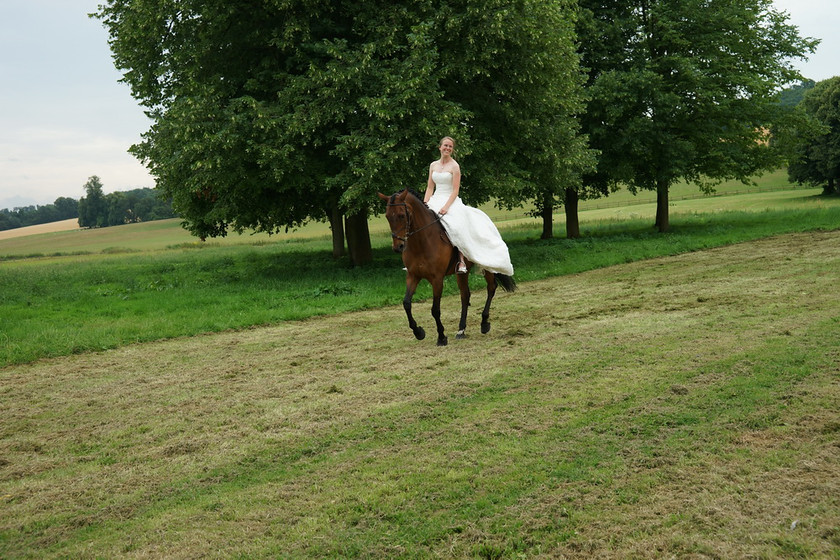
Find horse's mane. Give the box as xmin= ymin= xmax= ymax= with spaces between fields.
xmin=405 ymin=188 xmax=426 ymax=206
xmin=390 ymin=188 xmax=428 ymax=208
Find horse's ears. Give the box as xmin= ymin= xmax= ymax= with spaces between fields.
xmin=377 ymin=192 xmax=390 ymax=202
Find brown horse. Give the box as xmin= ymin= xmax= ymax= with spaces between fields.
xmin=377 ymin=189 xmax=516 ymax=346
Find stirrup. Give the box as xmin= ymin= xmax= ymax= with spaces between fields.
xmin=457 ymin=261 xmax=468 ymax=274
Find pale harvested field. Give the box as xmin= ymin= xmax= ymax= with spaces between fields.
xmin=1 ymin=231 xmax=839 ymax=558
xmin=0 ymin=219 xmax=80 ymax=241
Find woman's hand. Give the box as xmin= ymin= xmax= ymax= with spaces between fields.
xmin=439 ymin=207 xmax=449 ymax=216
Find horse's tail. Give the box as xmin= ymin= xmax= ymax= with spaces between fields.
xmin=494 ymin=273 xmax=517 ymax=293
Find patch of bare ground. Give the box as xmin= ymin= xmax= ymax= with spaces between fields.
xmin=1 ymin=231 xmax=839 ymax=558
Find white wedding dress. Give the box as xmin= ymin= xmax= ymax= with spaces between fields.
xmin=426 ymin=171 xmax=514 ymax=276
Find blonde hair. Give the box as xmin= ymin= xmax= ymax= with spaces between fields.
xmin=439 ymin=136 xmax=456 ymax=150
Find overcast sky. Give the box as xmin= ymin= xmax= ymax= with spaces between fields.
xmin=0 ymin=0 xmax=837 ymax=210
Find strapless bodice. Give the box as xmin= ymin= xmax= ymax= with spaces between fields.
xmin=432 ymin=171 xmax=453 ymax=198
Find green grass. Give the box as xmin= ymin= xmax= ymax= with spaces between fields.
xmin=1 ymin=182 xmax=840 ymax=368
xmin=2 ymin=228 xmax=839 ymax=558
xmin=2 ymin=172 xmax=839 ymax=557
xmin=0 ymin=168 xmax=814 ymax=258
xmin=577 ymin=166 xmax=801 ymax=210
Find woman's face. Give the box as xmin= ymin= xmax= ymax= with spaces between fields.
xmin=439 ymin=139 xmax=454 ymax=158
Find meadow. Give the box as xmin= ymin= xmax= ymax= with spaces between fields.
xmin=1 ymin=176 xmax=840 ymax=558
xmin=2 ymin=173 xmax=839 ymax=368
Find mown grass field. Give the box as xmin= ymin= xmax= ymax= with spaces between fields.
xmin=1 ymin=176 xmax=840 ymax=558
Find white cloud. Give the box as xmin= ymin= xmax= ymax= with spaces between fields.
xmin=0 ymin=0 xmax=152 ymax=207
xmin=772 ymin=0 xmax=840 ymax=82
xmin=1 ymin=126 xmax=151 ymax=205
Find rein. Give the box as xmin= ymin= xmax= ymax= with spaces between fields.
xmin=387 ymin=201 xmax=443 ymax=242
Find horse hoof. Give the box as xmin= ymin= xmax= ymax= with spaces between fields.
xmin=415 ymin=327 xmax=426 ymax=340
xmin=481 ymin=323 xmax=491 ymax=334
xmin=456 ymin=331 xmax=467 ymax=339
xmin=437 ymin=336 xmax=448 ymax=347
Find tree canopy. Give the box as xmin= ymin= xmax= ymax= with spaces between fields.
xmin=787 ymin=77 xmax=840 ymax=195
xmin=78 ymin=176 xmax=107 ymax=228
xmin=94 ymin=0 xmax=588 ymax=263
xmin=778 ymin=80 xmax=816 ymax=108
xmin=576 ymin=0 xmax=818 ymax=233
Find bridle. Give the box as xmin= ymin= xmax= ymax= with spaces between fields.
xmin=387 ymin=201 xmax=443 ymax=242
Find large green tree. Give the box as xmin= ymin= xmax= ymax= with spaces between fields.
xmin=95 ymin=0 xmax=587 ymax=262
xmin=434 ymin=0 xmax=595 ymax=240
xmin=788 ymin=76 xmax=840 ymax=195
xmin=576 ymin=0 xmax=818 ymax=233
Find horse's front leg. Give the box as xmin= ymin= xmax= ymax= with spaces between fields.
xmin=481 ymin=271 xmax=498 ymax=334
xmin=431 ymin=277 xmax=447 ymax=346
xmin=456 ymin=272 xmax=471 ymax=339
xmin=403 ymin=275 xmax=425 ymax=341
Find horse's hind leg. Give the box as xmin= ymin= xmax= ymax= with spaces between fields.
xmin=403 ymin=276 xmax=425 ymax=341
xmin=481 ymin=271 xmax=498 ymax=334
xmin=456 ymin=272 xmax=471 ymax=339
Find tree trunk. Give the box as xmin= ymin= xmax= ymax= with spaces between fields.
xmin=654 ymin=179 xmax=670 ymax=233
xmin=825 ymin=177 xmax=836 ymax=196
xmin=328 ymin=202 xmax=345 ymax=258
xmin=344 ymin=211 xmax=373 ymax=266
xmin=564 ymin=187 xmax=580 ymax=239
xmin=540 ymin=192 xmax=554 ymax=240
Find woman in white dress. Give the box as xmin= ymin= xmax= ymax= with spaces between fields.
xmin=424 ymin=137 xmax=514 ymax=276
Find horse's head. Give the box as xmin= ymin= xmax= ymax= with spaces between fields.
xmin=378 ymin=190 xmax=412 ymax=253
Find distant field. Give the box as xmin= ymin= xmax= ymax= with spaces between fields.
xmin=577 ymin=167 xmax=801 ymax=210
xmin=0 ymin=219 xmax=80 ymax=241
xmin=0 ymin=169 xmax=819 ymax=258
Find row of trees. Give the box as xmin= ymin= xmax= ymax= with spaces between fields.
xmin=1 ymin=179 xmax=176 ymax=232
xmin=78 ymin=176 xmax=176 ymax=228
xmin=95 ymin=0 xmax=820 ymax=264
xmin=0 ymin=198 xmax=79 ymax=232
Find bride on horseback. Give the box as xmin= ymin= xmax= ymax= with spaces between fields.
xmin=423 ymin=136 xmax=514 ymax=277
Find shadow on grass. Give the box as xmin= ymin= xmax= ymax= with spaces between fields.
xmin=177 ymin=204 xmax=840 ymax=290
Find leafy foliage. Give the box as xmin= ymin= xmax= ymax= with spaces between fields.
xmin=576 ymin=0 xmax=818 ymax=231
xmin=78 ymin=175 xmax=176 ymax=228
xmin=93 ymin=0 xmax=588 ymax=259
xmin=77 ymin=175 xmax=107 ymax=228
xmin=787 ymin=76 xmax=840 ymax=194
xmin=0 ymin=197 xmax=78 ymax=231
xmin=778 ymin=79 xmax=815 ymax=108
